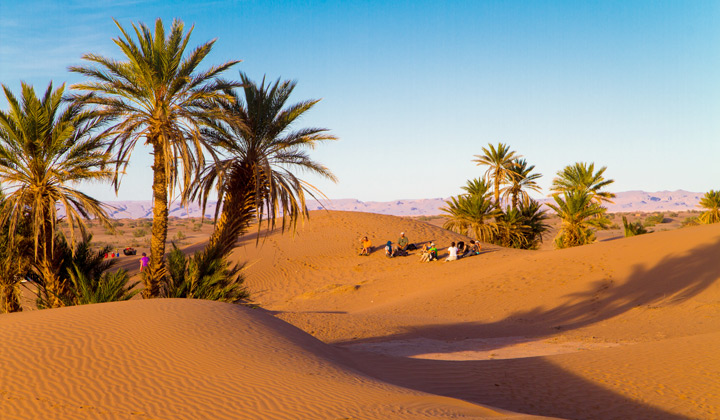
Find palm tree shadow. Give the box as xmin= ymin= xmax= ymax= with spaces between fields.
xmin=345 ymin=349 xmax=693 ymax=420
xmin=335 ymin=236 xmax=720 ymax=419
xmin=340 ymin=236 xmax=720 ymax=347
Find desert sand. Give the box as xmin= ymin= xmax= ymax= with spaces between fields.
xmin=3 ymin=210 xmax=720 ymax=419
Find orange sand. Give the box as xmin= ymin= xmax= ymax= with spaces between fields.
xmin=3 ymin=210 xmax=720 ymax=419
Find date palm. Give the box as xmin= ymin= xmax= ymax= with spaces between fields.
xmin=69 ymin=18 xmax=240 ymax=297
xmin=192 ymin=73 xmax=337 ymax=260
xmin=473 ymin=143 xmax=519 ymax=206
xmin=441 ymin=183 xmax=499 ymax=241
xmin=0 ymin=82 xmax=114 ymax=308
xmin=547 ymin=191 xmax=610 ymax=249
xmin=501 ymin=158 xmax=542 ymax=209
xmin=551 ymin=162 xmax=615 ymax=204
xmin=698 ymin=190 xmax=720 ymax=224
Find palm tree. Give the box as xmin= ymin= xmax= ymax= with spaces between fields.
xmin=547 ymin=191 xmax=610 ymax=249
xmin=0 ymin=190 xmax=31 ymax=313
xmin=191 ymin=73 xmax=337 ymax=260
xmin=501 ymin=158 xmax=542 ymax=209
xmin=441 ymin=193 xmax=498 ymax=241
xmin=69 ymin=18 xmax=240 ymax=298
xmin=0 ymin=82 xmax=114 ymax=308
xmin=551 ymin=162 xmax=615 ymax=204
xmin=698 ymin=190 xmax=720 ymax=224
xmin=473 ymin=143 xmax=519 ymax=206
xmin=517 ymin=197 xmax=549 ymax=248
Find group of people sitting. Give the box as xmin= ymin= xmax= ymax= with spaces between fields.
xmin=360 ymin=233 xmax=481 ymax=262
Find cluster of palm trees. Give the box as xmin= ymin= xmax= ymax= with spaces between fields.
xmin=0 ymin=18 xmax=335 ymax=313
xmin=442 ymin=143 xmax=549 ymax=249
xmin=443 ymin=143 xmax=616 ymax=249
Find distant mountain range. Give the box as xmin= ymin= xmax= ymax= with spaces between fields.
xmin=96 ymin=190 xmax=704 ymax=219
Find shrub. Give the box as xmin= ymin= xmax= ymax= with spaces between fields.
xmin=681 ymin=216 xmax=700 ymax=227
xmin=133 ymin=228 xmax=147 ymax=238
xmin=623 ymin=216 xmax=650 ymax=237
xmin=162 ymin=243 xmax=249 ymax=303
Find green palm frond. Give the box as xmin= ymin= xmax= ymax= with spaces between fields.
xmin=551 ymin=162 xmax=615 ymax=204
xmin=441 ymin=194 xmax=499 ymax=241
xmin=192 ymin=72 xmax=337 ymax=257
xmin=472 ymin=142 xmax=520 ymax=205
xmin=698 ymin=190 xmax=720 ymax=224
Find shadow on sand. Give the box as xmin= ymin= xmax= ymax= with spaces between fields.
xmin=338 ymin=237 xmax=720 ymax=419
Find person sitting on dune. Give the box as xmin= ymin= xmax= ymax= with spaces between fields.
xmin=419 ymin=242 xmax=430 ymax=262
xmin=457 ymin=241 xmax=466 ymax=258
xmin=445 ymin=242 xmax=458 ymax=262
xmin=428 ymin=242 xmax=438 ymax=261
xmin=396 ymin=232 xmax=409 ymax=256
xmin=467 ymin=240 xmax=481 ymax=255
xmin=359 ymin=236 xmax=372 ymax=256
xmin=385 ymin=241 xmax=395 ymax=258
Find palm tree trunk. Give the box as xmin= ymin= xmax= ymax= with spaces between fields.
xmin=494 ymin=171 xmax=501 ymax=206
xmin=41 ymin=259 xmax=63 ymax=308
xmin=0 ymin=282 xmax=21 ymax=313
xmin=202 ymin=164 xmax=256 ymax=261
xmin=145 ymin=143 xmax=169 ymax=298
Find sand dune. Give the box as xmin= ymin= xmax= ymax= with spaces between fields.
xmin=1 ymin=299 xmax=539 ymax=419
xmin=3 ymin=210 xmax=719 ymax=419
xmin=232 ymin=210 xmax=720 ymax=418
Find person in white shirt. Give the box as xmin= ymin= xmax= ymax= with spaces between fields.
xmin=445 ymin=242 xmax=458 ymax=261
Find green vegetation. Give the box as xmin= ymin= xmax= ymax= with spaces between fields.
xmin=622 ymin=216 xmax=651 ymax=237
xmin=547 ymin=191 xmax=610 ymax=248
xmin=698 ymin=190 xmax=720 ymax=224
xmin=0 ymin=18 xmax=335 ymax=312
xmin=443 ymin=146 xmax=549 ymax=250
xmin=643 ymin=213 xmax=667 ymax=226
xmin=0 ymin=82 xmax=114 ymax=308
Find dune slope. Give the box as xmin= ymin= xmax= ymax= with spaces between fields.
xmin=0 ymin=299 xmax=539 ymax=420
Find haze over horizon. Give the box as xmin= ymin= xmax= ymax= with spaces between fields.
xmin=1 ymin=1 xmax=718 ymax=202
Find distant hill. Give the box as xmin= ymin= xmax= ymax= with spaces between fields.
xmin=92 ymin=190 xmax=703 ymax=219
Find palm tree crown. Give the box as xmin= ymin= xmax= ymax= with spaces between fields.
xmin=501 ymin=158 xmax=542 ymax=209
xmin=473 ymin=143 xmax=520 ymax=205
xmin=551 ymin=162 xmax=615 ymax=204
xmin=193 ymin=72 xmax=337 ymax=257
xmin=69 ymin=18 xmax=240 ymax=297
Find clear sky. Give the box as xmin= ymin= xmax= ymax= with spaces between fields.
xmin=0 ymin=0 xmax=718 ymax=202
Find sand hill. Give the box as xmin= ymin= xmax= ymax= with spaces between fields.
xmin=3 ymin=210 xmax=719 ymax=419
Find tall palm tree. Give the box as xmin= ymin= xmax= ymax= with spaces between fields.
xmin=551 ymin=162 xmax=615 ymax=204
xmin=547 ymin=191 xmax=610 ymax=249
xmin=192 ymin=73 xmax=337 ymax=260
xmin=698 ymin=190 xmax=720 ymax=224
xmin=501 ymin=158 xmax=542 ymax=209
xmin=69 ymin=18 xmax=240 ymax=297
xmin=473 ymin=143 xmax=520 ymax=206
xmin=0 ymin=82 xmax=114 ymax=308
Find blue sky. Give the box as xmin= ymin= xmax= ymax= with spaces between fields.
xmin=0 ymin=0 xmax=718 ymax=202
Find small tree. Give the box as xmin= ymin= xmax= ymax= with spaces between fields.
xmin=548 ymin=191 xmax=610 ymax=248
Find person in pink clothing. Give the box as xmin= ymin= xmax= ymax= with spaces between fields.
xmin=139 ymin=252 xmax=149 ymax=271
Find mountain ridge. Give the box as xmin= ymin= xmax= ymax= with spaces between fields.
xmin=93 ymin=190 xmax=704 ymax=219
